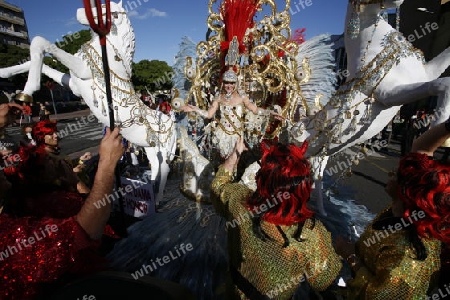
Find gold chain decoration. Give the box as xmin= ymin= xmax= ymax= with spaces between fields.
xmin=302 ymin=31 xmax=424 ymax=156
xmin=79 ymin=42 xmax=175 ymax=146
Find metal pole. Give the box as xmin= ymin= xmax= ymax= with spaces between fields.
xmin=50 ymin=89 xmax=57 ymax=117
xmin=83 ymin=0 xmax=127 ymax=237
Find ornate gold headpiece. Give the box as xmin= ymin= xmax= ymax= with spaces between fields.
xmin=222 ymin=69 xmax=238 ymax=82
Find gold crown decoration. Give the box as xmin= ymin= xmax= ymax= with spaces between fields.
xmin=225 ymin=36 xmax=240 ymax=67
xmin=185 ymin=0 xmax=304 ymax=138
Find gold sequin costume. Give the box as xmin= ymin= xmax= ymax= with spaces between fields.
xmin=347 ymin=206 xmax=441 ymax=299
xmin=211 ymin=166 xmax=342 ymax=299
xmin=213 ymin=102 xmax=245 ymax=158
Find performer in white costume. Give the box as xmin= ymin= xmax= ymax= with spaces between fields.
xmin=181 ymin=68 xmax=283 ymax=159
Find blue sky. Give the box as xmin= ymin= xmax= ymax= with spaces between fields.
xmin=8 ymin=0 xmax=348 ymax=65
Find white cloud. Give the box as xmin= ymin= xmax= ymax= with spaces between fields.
xmin=129 ymin=8 xmax=167 ymax=20
xmin=127 ymin=10 xmax=139 ymax=18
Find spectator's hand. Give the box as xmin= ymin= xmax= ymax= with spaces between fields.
xmin=0 ymin=149 xmax=11 ymax=157
xmin=0 ymin=103 xmax=24 ymax=129
xmin=98 ymin=127 xmax=124 ymax=169
xmin=79 ymin=152 xmax=92 ymax=162
xmin=73 ymin=164 xmax=85 ymax=173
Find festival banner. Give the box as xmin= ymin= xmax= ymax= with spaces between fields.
xmin=119 ymin=176 xmax=155 ymax=219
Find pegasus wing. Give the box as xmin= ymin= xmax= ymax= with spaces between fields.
xmin=172 ymin=36 xmax=197 ymax=101
xmin=295 ymin=34 xmax=337 ymax=114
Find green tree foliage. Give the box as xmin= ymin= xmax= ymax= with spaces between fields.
xmin=57 ymin=30 xmax=91 ymax=54
xmin=0 ymin=43 xmax=30 ymax=67
xmin=132 ymin=59 xmax=173 ymax=92
xmin=0 ymin=44 xmax=30 ymax=89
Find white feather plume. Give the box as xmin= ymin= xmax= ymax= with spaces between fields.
xmin=295 ymin=34 xmax=337 ymax=113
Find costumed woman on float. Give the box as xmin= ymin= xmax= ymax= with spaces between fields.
xmin=180 ymin=64 xmax=283 ymax=159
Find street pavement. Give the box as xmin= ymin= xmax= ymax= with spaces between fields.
xmin=323 ymin=142 xmax=401 ymax=216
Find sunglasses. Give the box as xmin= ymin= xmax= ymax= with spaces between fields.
xmin=223 ymin=81 xmax=236 ymax=84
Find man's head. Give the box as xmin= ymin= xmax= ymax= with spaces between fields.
xmin=0 ymin=103 xmax=24 ymax=129
xmin=32 ymin=120 xmax=58 ymax=147
xmin=22 ymin=125 xmax=33 ymax=135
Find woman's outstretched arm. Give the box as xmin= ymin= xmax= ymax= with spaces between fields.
xmin=181 ymin=99 xmax=220 ymax=119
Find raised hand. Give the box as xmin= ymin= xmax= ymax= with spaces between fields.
xmin=98 ymin=126 xmax=124 ymax=168
xmin=0 ymin=103 xmax=25 ymax=129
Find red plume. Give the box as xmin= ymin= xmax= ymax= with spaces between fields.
xmin=220 ymin=0 xmax=260 ymax=58
xmin=220 ymin=0 xmax=259 ymax=48
xmin=290 ymin=28 xmax=306 ymax=45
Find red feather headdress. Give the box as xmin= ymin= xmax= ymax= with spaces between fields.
xmin=247 ymin=141 xmax=313 ymax=226
xmin=219 ymin=0 xmax=260 ymax=74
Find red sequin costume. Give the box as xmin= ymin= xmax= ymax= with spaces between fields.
xmin=0 ymin=216 xmax=105 ymax=299
xmin=0 ymin=120 xmax=115 ymax=299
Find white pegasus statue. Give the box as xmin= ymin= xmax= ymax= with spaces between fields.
xmin=0 ymin=1 xmax=177 ymax=206
xmin=291 ymin=0 xmax=450 ymax=215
